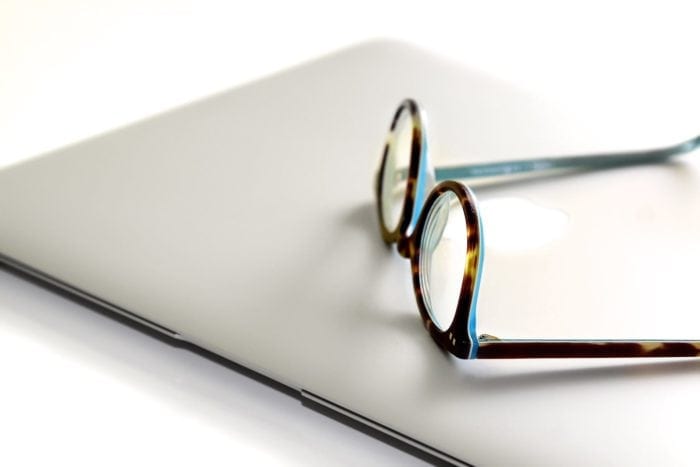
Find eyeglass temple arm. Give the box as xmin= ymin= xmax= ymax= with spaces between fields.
xmin=434 ymin=134 xmax=700 ymax=181
xmin=475 ymin=336 xmax=700 ymax=359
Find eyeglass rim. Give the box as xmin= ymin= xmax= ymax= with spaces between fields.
xmin=408 ymin=180 xmax=483 ymax=359
xmin=375 ymin=98 xmax=426 ymax=245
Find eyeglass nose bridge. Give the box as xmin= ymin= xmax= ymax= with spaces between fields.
xmin=396 ymin=235 xmax=413 ymax=258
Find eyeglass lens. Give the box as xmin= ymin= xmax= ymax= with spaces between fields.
xmin=419 ymin=190 xmax=469 ymax=331
xmin=380 ymin=107 xmax=414 ymax=232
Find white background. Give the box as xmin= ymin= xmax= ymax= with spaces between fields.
xmin=1 ymin=1 xmax=699 ymax=465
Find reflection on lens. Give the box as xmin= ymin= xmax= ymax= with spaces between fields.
xmin=380 ymin=107 xmax=414 ymax=232
xmin=419 ymin=191 xmax=468 ymax=331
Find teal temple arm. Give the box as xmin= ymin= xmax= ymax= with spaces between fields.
xmin=434 ymin=134 xmax=700 ymax=181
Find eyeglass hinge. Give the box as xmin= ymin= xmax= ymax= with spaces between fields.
xmin=478 ymin=334 xmax=501 ymax=342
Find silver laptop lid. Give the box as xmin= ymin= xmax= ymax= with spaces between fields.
xmin=1 ymin=41 xmax=699 ymax=465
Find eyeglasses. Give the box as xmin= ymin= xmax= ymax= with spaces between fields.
xmin=375 ymin=98 xmax=700 ymax=359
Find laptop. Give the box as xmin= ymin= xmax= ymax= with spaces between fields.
xmin=1 ymin=40 xmax=699 ymax=465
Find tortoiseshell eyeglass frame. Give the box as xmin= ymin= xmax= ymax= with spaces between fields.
xmin=376 ymin=98 xmax=700 ymax=360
